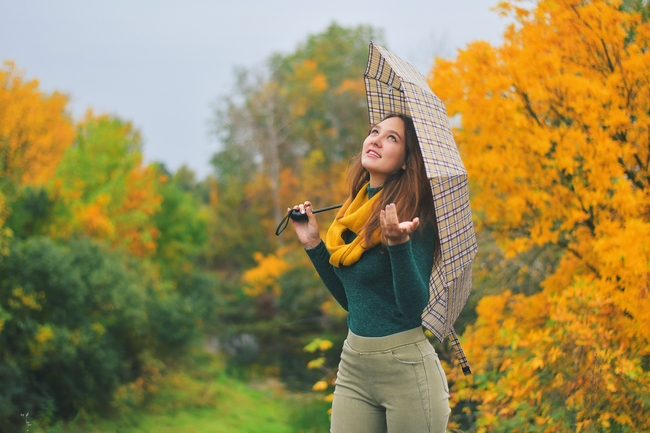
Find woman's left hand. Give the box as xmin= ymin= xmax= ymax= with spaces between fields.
xmin=380 ymin=203 xmax=420 ymax=246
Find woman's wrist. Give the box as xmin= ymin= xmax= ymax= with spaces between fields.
xmin=386 ymin=235 xmax=410 ymax=246
xmin=304 ymin=239 xmax=322 ymax=250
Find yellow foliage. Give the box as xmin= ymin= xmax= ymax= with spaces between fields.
xmin=112 ymin=165 xmax=163 ymax=257
xmin=312 ymin=380 xmax=328 ymax=391
xmin=242 ymin=251 xmax=291 ymax=297
xmin=304 ymin=337 xmax=333 ymax=353
xmin=432 ymin=0 xmax=650 ymax=430
xmin=9 ymin=287 xmax=43 ymax=310
xmin=73 ymin=194 xmax=115 ymax=238
xmin=91 ymin=322 xmax=106 ymax=339
xmin=335 ymin=78 xmax=365 ymax=95
xmin=52 ymin=114 xmax=164 ymax=256
xmin=294 ymin=59 xmax=329 ymax=93
xmin=28 ymin=324 xmax=56 ymax=365
xmin=112 ymin=354 xmax=164 ymax=414
xmin=0 ymin=61 xmax=74 ymax=185
xmin=287 ymin=59 xmax=329 ymax=118
xmin=34 ymin=324 xmax=54 ymax=345
xmin=318 ymin=339 xmax=333 ymax=351
xmin=307 ymin=358 xmax=325 ymax=370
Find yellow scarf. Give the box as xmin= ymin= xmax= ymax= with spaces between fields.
xmin=326 ymin=184 xmax=382 ymax=267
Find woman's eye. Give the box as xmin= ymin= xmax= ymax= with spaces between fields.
xmin=389 ymin=135 xmax=396 ymax=141
xmin=371 ymin=128 xmax=379 ymax=134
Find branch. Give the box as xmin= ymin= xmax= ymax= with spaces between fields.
xmin=556 ymin=238 xmax=601 ymax=277
xmin=618 ymin=157 xmax=647 ymax=190
xmin=599 ymin=38 xmax=616 ymax=73
xmin=569 ymin=5 xmax=613 ymax=78
xmin=516 ymin=89 xmax=543 ymax=127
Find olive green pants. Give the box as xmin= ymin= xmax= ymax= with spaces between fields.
xmin=331 ymin=327 xmax=450 ymax=433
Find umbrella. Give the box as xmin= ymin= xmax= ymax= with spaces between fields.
xmin=365 ymin=42 xmax=477 ymax=375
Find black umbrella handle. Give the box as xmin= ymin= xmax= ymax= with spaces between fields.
xmin=290 ymin=204 xmax=343 ymax=221
xmin=275 ymin=204 xmax=343 ymax=236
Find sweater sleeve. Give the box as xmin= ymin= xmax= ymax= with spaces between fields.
xmin=386 ymin=225 xmax=435 ymax=319
xmin=305 ymin=240 xmax=349 ymax=311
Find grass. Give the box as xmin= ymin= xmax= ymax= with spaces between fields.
xmin=27 ymin=352 xmax=330 ymax=433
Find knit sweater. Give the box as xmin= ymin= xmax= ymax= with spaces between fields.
xmin=305 ymin=188 xmax=435 ymax=337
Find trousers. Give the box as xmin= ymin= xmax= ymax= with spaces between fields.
xmin=330 ymin=327 xmax=450 ymax=433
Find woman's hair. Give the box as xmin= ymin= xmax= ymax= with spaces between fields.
xmin=347 ymin=113 xmax=439 ymax=258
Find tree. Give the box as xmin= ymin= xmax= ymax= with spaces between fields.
xmin=51 ymin=113 xmax=163 ymax=257
xmin=0 ymin=62 xmax=74 ymax=186
xmin=205 ymin=24 xmax=381 ymax=388
xmin=270 ymin=23 xmax=382 ymax=163
xmin=431 ymin=0 xmax=650 ymax=430
xmin=150 ymin=164 xmax=208 ymax=279
xmin=209 ymin=23 xmax=384 ymax=264
xmin=0 ymin=238 xmax=153 ymax=429
xmin=0 ymin=61 xmax=75 ymax=254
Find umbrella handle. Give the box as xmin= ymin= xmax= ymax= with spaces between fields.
xmin=289 ymin=204 xmax=343 ymax=222
xmin=275 ymin=204 xmax=343 ymax=236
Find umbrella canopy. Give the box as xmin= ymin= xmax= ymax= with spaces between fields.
xmin=364 ymin=42 xmax=477 ymax=375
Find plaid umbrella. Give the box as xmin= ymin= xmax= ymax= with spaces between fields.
xmin=365 ymin=42 xmax=477 ymax=375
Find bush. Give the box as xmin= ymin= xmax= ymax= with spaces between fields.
xmin=0 ymin=237 xmax=203 ymax=431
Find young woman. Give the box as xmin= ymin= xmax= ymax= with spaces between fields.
xmin=290 ymin=113 xmax=451 ymax=433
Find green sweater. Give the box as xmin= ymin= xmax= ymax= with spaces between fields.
xmin=306 ymin=188 xmax=435 ymax=337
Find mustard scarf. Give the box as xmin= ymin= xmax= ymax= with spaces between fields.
xmin=325 ymin=184 xmax=383 ymax=267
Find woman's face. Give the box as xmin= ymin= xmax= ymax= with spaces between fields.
xmin=361 ymin=116 xmax=407 ymax=188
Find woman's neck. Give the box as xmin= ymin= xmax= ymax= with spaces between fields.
xmin=367 ymin=183 xmax=382 ymax=199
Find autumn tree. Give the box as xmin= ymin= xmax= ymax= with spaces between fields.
xmin=0 ymin=61 xmax=74 ymax=186
xmin=210 ymin=23 xmax=383 ymax=264
xmin=0 ymin=61 xmax=75 ymax=253
xmin=431 ymin=0 xmax=650 ymax=431
xmin=51 ymin=113 xmax=163 ymax=257
xmin=269 ymin=23 xmax=383 ymax=163
xmin=205 ymin=24 xmax=380 ymax=388
xmin=0 ymin=61 xmax=229 ymax=430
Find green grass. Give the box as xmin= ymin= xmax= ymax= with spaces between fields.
xmin=27 ymin=353 xmax=330 ymax=433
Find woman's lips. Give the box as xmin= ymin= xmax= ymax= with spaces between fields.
xmin=366 ymin=150 xmax=381 ymax=158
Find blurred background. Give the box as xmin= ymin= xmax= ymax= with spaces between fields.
xmin=0 ymin=0 xmax=505 ymax=179
xmin=1 ymin=1 xmax=649 ymax=432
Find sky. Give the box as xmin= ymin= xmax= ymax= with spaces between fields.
xmin=1 ymin=1 xmax=508 ymax=179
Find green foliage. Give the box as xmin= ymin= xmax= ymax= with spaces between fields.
xmin=206 ymin=172 xmax=275 ymax=271
xmin=3 ymin=185 xmax=54 ymax=239
xmin=275 ymin=252 xmax=332 ymax=323
xmin=51 ymin=113 xmax=163 ymax=257
xmin=54 ymin=114 xmax=142 ymax=204
xmin=270 ymin=22 xmax=385 ymax=163
xmin=208 ymin=22 xmax=385 ymax=276
xmin=622 ymin=0 xmax=650 ymax=20
xmin=0 ymin=236 xmax=206 ymax=431
xmin=151 ymin=165 xmax=208 ymax=278
xmin=204 ymin=24 xmax=385 ymax=397
xmin=25 ymin=352 xmax=330 ymax=433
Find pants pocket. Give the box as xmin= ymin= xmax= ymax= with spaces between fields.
xmin=431 ymin=355 xmax=449 ymax=394
xmin=390 ymin=343 xmax=425 ymax=364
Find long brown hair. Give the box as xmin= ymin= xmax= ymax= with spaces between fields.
xmin=347 ymin=113 xmax=439 ymax=258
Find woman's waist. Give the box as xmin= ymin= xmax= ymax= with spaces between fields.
xmin=345 ymin=326 xmax=427 ymax=353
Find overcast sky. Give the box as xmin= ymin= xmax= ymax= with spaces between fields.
xmin=1 ymin=1 xmax=508 ymax=179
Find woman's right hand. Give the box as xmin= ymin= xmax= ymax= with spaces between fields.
xmin=290 ymin=201 xmax=321 ymax=250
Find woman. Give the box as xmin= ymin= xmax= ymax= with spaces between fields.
xmin=290 ymin=113 xmax=451 ymax=432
